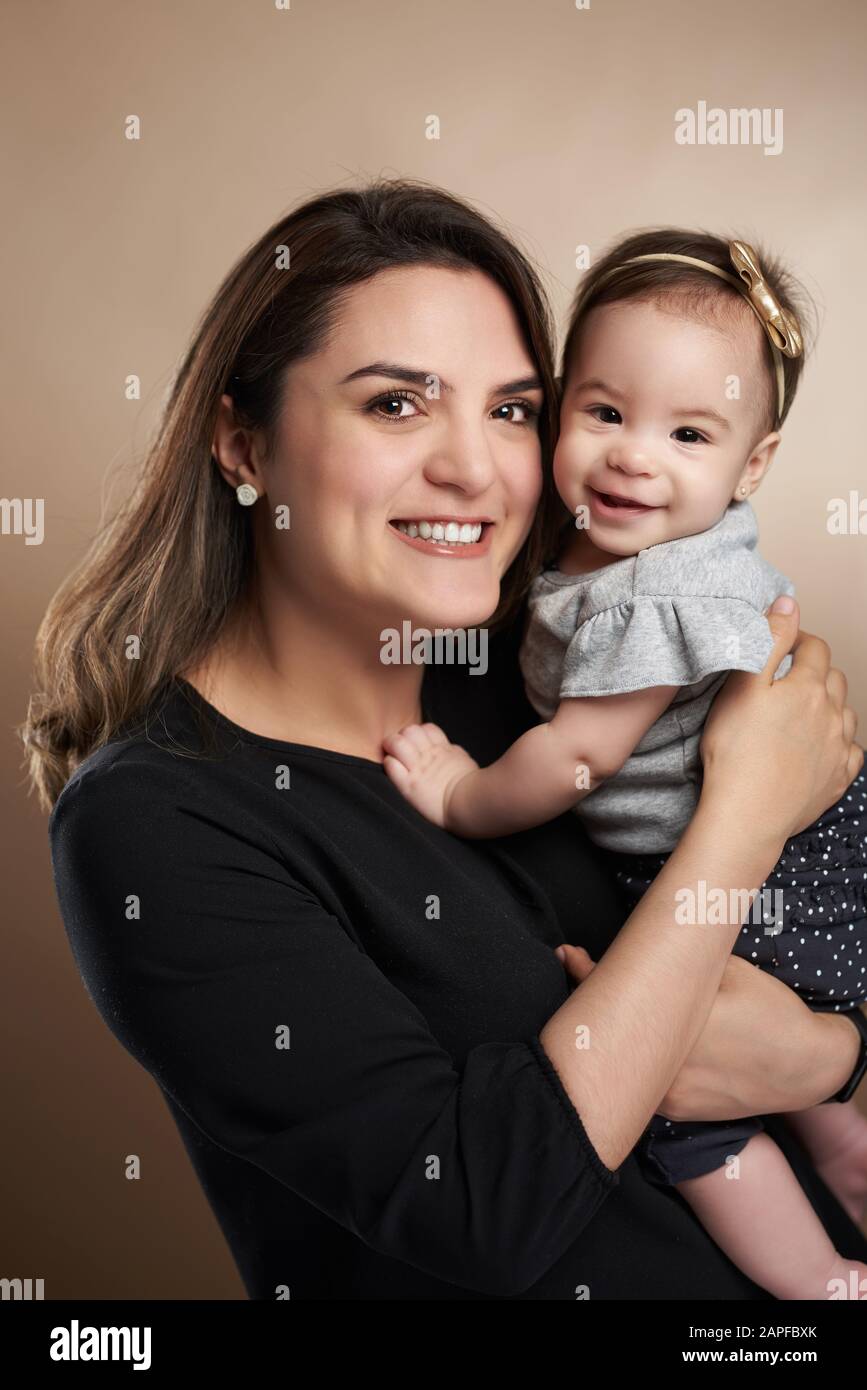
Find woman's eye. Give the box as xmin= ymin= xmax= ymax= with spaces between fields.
xmin=589 ymin=405 xmax=621 ymax=425
xmin=672 ymin=427 xmax=708 ymax=445
xmin=368 ymin=393 xmax=539 ymax=426
xmin=492 ymin=400 xmax=538 ymax=425
xmin=369 ymin=392 xmax=421 ymax=422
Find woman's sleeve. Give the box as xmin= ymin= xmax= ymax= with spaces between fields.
xmin=48 ymin=754 xmax=618 ymax=1297
xmin=560 ymin=593 xmax=793 ymax=699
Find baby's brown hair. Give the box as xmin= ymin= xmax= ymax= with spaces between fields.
xmin=561 ymin=228 xmax=816 ymax=436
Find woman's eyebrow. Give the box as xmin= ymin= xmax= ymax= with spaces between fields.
xmin=338 ymin=362 xmax=543 ymax=395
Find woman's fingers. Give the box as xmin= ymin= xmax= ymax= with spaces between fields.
xmin=786 ymin=633 xmax=858 ymax=790
xmin=715 ymin=596 xmax=801 ymax=701
xmin=761 ymin=596 xmax=803 ymax=681
xmin=847 ymin=742 xmax=865 ymax=783
xmin=825 ymin=665 xmax=848 ymax=710
xmin=825 ymin=669 xmax=861 ymax=786
xmin=699 ymin=595 xmax=861 ymax=841
xmin=786 ymin=626 xmax=832 ymax=681
xmin=819 ymin=666 xmax=860 ymax=775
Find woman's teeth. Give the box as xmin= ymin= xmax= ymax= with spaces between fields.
xmin=393 ymin=520 xmax=483 ymax=545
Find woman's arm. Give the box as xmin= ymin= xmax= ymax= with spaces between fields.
xmin=557 ymin=947 xmax=864 ymax=1119
xmin=539 ymin=599 xmax=862 ymax=1171
xmin=49 ymin=753 xmax=620 ymax=1299
xmin=539 ymin=790 xmax=785 ymax=1169
xmin=659 ymin=958 xmax=865 ymax=1119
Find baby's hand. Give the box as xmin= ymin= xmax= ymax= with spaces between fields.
xmin=382 ymin=722 xmax=480 ymax=829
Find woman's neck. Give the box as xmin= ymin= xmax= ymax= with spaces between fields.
xmin=180 ymin=587 xmax=425 ymax=763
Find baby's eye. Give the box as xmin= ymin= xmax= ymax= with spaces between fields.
xmin=672 ymin=427 xmax=708 ymax=445
xmin=588 ymin=405 xmax=622 ymax=425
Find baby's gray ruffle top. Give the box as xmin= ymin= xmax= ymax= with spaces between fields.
xmin=519 ymin=500 xmax=795 ymax=853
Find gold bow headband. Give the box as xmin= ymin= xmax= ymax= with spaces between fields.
xmin=584 ymin=241 xmax=803 ymax=426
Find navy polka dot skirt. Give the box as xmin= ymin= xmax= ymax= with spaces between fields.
xmin=604 ymin=769 xmax=867 ymax=1187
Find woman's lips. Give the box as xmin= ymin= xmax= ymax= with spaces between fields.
xmin=388 ymin=519 xmax=494 ymax=558
xmin=588 ymin=487 xmax=660 ymax=520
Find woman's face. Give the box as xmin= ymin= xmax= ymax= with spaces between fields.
xmin=252 ymin=265 xmax=545 ymax=635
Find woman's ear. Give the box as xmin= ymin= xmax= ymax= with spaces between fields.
xmin=211 ymin=392 xmax=266 ymax=496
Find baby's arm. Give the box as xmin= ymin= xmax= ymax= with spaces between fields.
xmin=383 ymin=683 xmax=679 ymax=837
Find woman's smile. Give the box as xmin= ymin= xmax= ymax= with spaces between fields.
xmin=388 ymin=516 xmax=494 ymax=557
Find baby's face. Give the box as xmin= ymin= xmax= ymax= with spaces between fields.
xmin=555 ymin=298 xmax=776 ymax=560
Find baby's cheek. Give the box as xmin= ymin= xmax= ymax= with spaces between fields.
xmin=683 ymin=474 xmax=736 ymax=527
xmin=553 ymin=435 xmax=585 ymax=511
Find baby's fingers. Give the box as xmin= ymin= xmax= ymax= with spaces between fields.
xmin=555 ymin=943 xmax=597 ymax=984
xmin=420 ymin=722 xmax=450 ymax=746
xmin=382 ymin=729 xmax=424 ymax=767
xmin=383 ymin=753 xmax=412 ymax=792
xmin=384 ymin=722 xmax=449 ymax=757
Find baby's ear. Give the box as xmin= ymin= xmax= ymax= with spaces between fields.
xmin=747 ymin=430 xmax=782 ymax=487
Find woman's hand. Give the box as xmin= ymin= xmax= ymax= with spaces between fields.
xmin=699 ymin=597 xmax=862 ymax=845
xmin=554 ymin=944 xmax=863 ymax=1121
xmin=656 ymin=955 xmax=863 ymax=1121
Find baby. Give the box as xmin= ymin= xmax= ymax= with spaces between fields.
xmin=383 ymin=228 xmax=867 ymax=1301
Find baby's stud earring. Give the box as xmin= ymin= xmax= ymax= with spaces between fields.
xmin=739 ymin=486 xmax=748 ymax=496
xmin=236 ymin=482 xmax=258 ymax=506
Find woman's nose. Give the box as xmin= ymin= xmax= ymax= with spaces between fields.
xmin=422 ymin=421 xmax=499 ymax=494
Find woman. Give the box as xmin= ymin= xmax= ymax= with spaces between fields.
xmin=24 ymin=180 xmax=866 ymax=1300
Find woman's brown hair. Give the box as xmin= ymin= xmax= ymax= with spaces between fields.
xmin=561 ymin=227 xmax=816 ymax=437
xmin=20 ymin=178 xmax=562 ymax=811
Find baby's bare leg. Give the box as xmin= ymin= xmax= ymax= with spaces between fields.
xmin=784 ymin=1101 xmax=867 ymax=1225
xmin=676 ymin=1132 xmax=867 ymax=1300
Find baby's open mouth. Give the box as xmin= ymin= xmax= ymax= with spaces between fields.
xmin=591 ymin=488 xmax=657 ymax=511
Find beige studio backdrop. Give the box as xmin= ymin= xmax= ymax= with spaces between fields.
xmin=3 ymin=0 xmax=866 ymax=1297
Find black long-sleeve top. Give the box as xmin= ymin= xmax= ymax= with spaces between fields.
xmin=48 ymin=611 xmax=867 ymax=1299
